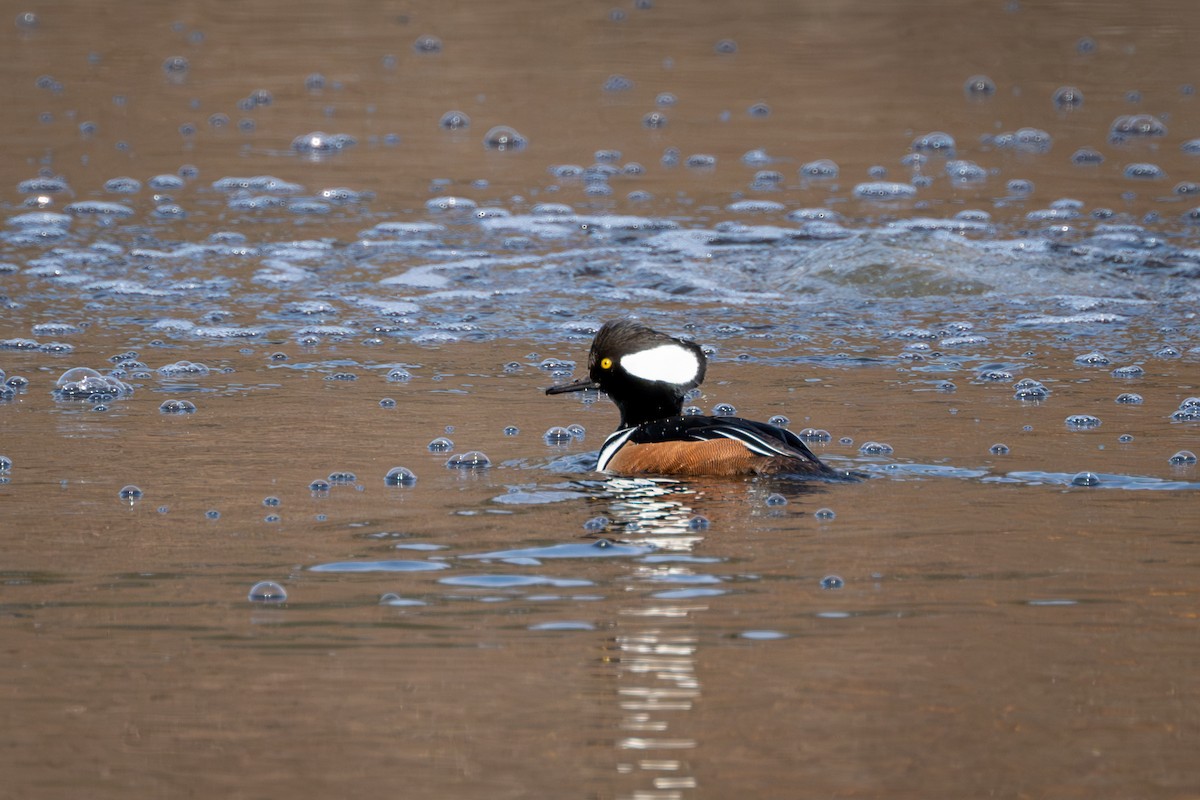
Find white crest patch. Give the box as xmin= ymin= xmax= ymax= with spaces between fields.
xmin=620 ymin=343 xmax=700 ymax=385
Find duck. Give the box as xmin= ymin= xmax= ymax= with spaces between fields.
xmin=546 ymin=320 xmax=843 ymax=478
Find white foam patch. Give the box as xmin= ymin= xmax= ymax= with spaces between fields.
xmin=620 ymin=343 xmax=700 ymax=385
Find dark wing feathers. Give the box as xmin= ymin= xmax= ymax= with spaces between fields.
xmin=629 ymin=415 xmax=826 ymax=466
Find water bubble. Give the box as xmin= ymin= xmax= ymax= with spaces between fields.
xmin=1123 ymin=163 xmax=1165 ymax=180
xmin=686 ymin=154 xmax=717 ymax=169
xmin=768 ymin=414 xmax=790 ymax=427
xmin=712 ymin=402 xmax=736 ymax=416
xmin=583 ymin=516 xmax=609 ymax=531
xmin=567 ymin=424 xmax=586 ymax=439
xmin=65 ymin=200 xmax=135 ymax=218
xmin=159 ymin=399 xmax=197 ymax=414
xmin=248 ymin=581 xmax=287 ymax=603
xmin=206 ymin=509 xmax=221 ymax=520
xmin=425 ymin=196 xmax=475 ymax=213
xmin=1118 ymin=434 xmax=1134 ymax=443
xmin=104 ymin=177 xmax=141 ymax=194
xmin=427 ymin=437 xmax=453 ymax=452
xmin=386 ymin=367 xmax=412 ymax=382
xmin=380 ymin=398 xmax=397 ymax=409
xmin=765 ymin=493 xmax=787 ymax=507
xmin=1074 ymin=351 xmax=1109 ymax=366
xmin=714 ymin=39 xmax=738 ymax=54
xmin=15 ymin=11 xmax=38 ymax=28
xmin=963 ymin=75 xmax=995 ymax=97
xmin=483 ymin=126 xmax=527 ymax=152
xmin=1009 ymin=128 xmax=1053 ymax=154
xmin=158 ymin=360 xmax=210 ymax=378
xmin=154 ymin=203 xmax=187 ymax=219
xmin=820 ymin=575 xmax=845 ymax=590
xmin=1065 ymin=414 xmax=1102 ymax=429
xmin=1006 ymin=179 xmax=1035 ymax=196
xmin=1168 ymin=450 xmax=1197 ymax=465
xmin=291 ymin=131 xmax=357 ymax=154
xmin=751 ymin=170 xmax=784 ymax=188
xmin=1109 ymin=114 xmax=1167 ymax=142
xmin=1171 ymin=397 xmax=1200 ymax=422
xmin=946 ymin=160 xmax=988 ymax=183
xmin=814 ymin=507 xmax=836 ymax=521
xmin=1111 ymin=365 xmax=1144 ymax=378
xmin=162 ymin=56 xmax=189 ymax=75
xmin=858 ymin=441 xmax=894 ymax=455
xmin=911 ymin=131 xmax=956 ymax=156
xmin=688 ymin=515 xmax=710 ymax=531
xmin=798 ymin=428 xmax=832 ymax=442
xmin=328 ymin=471 xmax=356 ymax=485
xmin=412 ymin=34 xmax=442 ymax=53
xmin=799 ymin=159 xmax=839 ymax=180
xmin=53 ymin=367 xmax=133 ymax=401
xmin=503 ymin=426 xmax=520 ymax=436
xmin=1154 ymin=346 xmax=1182 ymax=358
xmin=938 ymin=381 xmax=957 ymax=393
xmin=989 ymin=443 xmax=1011 ymax=455
xmin=445 ymin=451 xmax=491 ymax=469
xmin=385 ymin=466 xmax=418 ymax=486
xmin=1115 ymin=393 xmax=1143 ymax=405
xmin=0 ymin=455 xmax=11 ymax=472
xmin=119 ymin=485 xmax=143 ymax=502
xmin=438 ymin=110 xmax=470 ymax=130
xmin=1182 ymin=139 xmax=1200 ymax=155
xmin=603 ymin=74 xmax=634 ymax=92
xmin=740 ymin=149 xmax=775 ymax=168
xmin=854 ymin=181 xmax=917 ymax=200
xmin=1076 ymin=36 xmax=1096 ymax=54
xmin=544 ymin=426 xmax=573 ymax=444
xmin=1070 ymin=472 xmax=1101 ymax=487
xmin=261 ymin=496 xmax=281 ymax=508
xmin=747 ymin=102 xmax=771 ymax=117
xmin=1071 ymin=148 xmax=1105 ymax=165
xmin=1052 ymin=85 xmax=1084 ymax=109
xmin=977 ymin=369 xmax=1013 ymax=382
xmin=642 ymin=111 xmax=668 ymax=129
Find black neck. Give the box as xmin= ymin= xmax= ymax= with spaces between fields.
xmin=613 ymin=387 xmax=684 ymax=428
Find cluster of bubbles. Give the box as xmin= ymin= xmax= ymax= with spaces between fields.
xmin=52 ymin=367 xmax=133 ymax=402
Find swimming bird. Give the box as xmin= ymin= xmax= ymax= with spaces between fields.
xmin=546 ymin=320 xmax=841 ymax=478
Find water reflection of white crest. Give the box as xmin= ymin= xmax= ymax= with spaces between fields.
xmin=613 ymin=620 xmax=702 ymax=797
xmin=600 ymin=478 xmax=705 ymax=551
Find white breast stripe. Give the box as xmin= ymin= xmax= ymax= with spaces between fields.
xmin=596 ymin=427 xmax=637 ymax=472
xmin=620 ymin=344 xmax=700 ymax=385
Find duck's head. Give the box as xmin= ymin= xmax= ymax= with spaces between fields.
xmin=545 ymin=320 xmax=706 ymax=427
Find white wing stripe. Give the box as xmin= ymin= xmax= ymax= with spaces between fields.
xmin=694 ymin=426 xmax=796 ymax=459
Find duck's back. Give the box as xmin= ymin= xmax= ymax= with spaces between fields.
xmin=597 ymin=415 xmax=837 ymax=478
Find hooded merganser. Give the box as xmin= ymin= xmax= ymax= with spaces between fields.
xmin=545 ymin=320 xmax=840 ymax=478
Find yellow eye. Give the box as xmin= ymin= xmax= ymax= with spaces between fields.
xmin=600 ymin=357 xmax=613 ymax=369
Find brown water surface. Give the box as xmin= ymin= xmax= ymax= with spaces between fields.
xmin=3 ymin=1 xmax=1200 ymax=798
